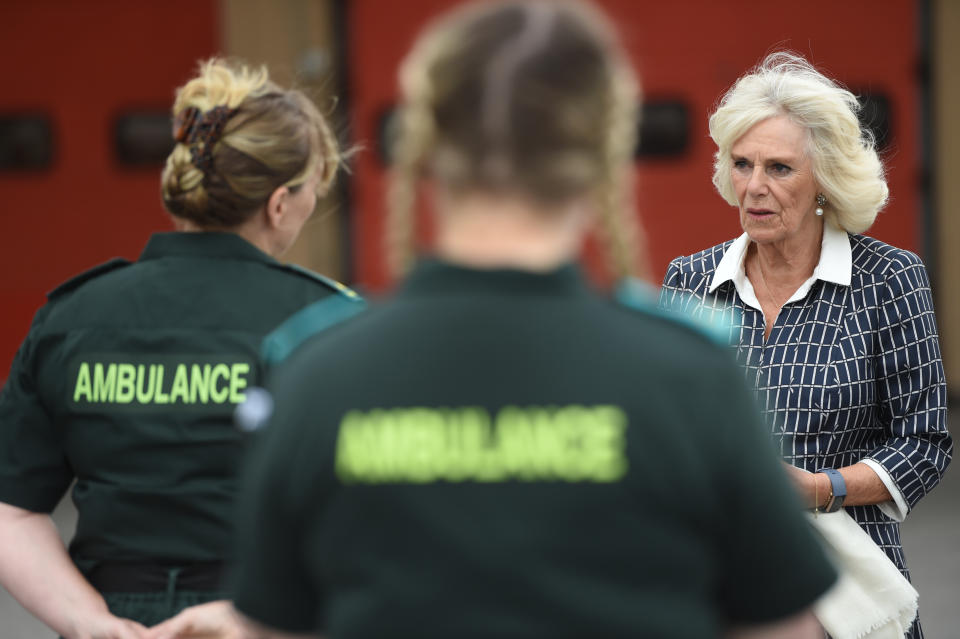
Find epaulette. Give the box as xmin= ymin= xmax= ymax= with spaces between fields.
xmin=260 ymin=290 xmax=367 ymax=367
xmin=47 ymin=258 xmax=132 ymax=300
xmin=613 ymin=277 xmax=728 ymax=347
xmin=268 ymin=262 xmax=363 ymax=301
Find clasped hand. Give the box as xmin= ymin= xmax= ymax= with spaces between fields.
xmin=144 ymin=600 xmax=250 ymax=639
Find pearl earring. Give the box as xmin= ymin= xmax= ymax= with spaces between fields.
xmin=815 ymin=193 xmax=826 ymax=216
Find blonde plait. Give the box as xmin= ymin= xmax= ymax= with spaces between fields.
xmin=386 ymin=50 xmax=440 ymax=276
xmin=596 ymin=51 xmax=642 ymax=279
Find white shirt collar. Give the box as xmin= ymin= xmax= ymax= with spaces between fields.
xmin=707 ymin=222 xmax=852 ymax=311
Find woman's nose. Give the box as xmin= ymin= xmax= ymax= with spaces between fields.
xmin=746 ymin=165 xmax=768 ymax=196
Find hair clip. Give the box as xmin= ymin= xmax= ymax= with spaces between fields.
xmin=173 ymin=106 xmax=202 ymax=143
xmin=173 ymin=105 xmax=238 ymax=176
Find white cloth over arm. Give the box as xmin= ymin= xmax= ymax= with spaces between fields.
xmin=807 ymin=510 xmax=917 ymax=639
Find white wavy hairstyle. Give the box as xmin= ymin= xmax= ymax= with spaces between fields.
xmin=708 ymin=52 xmax=888 ymax=233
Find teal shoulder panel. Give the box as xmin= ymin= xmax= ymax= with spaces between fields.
xmin=613 ymin=277 xmax=728 ymax=347
xmin=260 ymin=294 xmax=367 ymax=366
xmin=47 ymin=258 xmax=132 ymax=300
xmin=268 ymin=262 xmax=362 ymax=300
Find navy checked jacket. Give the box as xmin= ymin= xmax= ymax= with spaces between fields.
xmin=660 ymin=234 xmax=952 ymax=587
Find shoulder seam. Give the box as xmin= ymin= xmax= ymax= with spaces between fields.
xmin=47 ymin=258 xmax=132 ymax=300
xmin=851 ymin=235 xmax=923 ymax=280
xmin=267 ymin=262 xmax=362 ymax=300
xmin=671 ymin=240 xmax=734 ymax=274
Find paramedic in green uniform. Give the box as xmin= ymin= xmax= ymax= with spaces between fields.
xmin=0 ymin=59 xmax=362 ymax=638
xmin=152 ymin=2 xmax=837 ymax=639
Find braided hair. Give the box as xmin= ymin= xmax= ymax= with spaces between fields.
xmin=387 ymin=0 xmax=644 ymax=279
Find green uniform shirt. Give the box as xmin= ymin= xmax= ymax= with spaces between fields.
xmin=0 ymin=232 xmax=363 ymax=574
xmin=233 ymin=260 xmax=837 ymax=638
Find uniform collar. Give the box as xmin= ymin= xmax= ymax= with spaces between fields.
xmin=708 ymin=222 xmax=852 ymax=310
xmin=401 ymin=258 xmax=587 ymax=298
xmin=139 ymin=232 xmax=278 ymax=265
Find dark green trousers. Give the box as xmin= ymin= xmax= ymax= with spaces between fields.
xmin=103 ymin=589 xmax=227 ymax=627
xmin=59 ymin=564 xmax=227 ymax=638
xmin=91 ymin=564 xmax=226 ymax=627
xmin=58 ymin=590 xmax=226 ymax=638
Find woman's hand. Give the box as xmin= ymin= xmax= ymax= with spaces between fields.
xmin=146 ymin=601 xmax=317 ymax=639
xmin=68 ymin=611 xmax=149 ymax=639
xmin=146 ymin=600 xmax=246 ymax=639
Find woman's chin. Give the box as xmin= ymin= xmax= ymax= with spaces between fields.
xmin=743 ymin=226 xmax=787 ymax=245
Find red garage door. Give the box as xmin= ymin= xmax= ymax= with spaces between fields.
xmin=0 ymin=0 xmax=218 ymax=380
xmin=343 ymin=0 xmax=922 ymax=291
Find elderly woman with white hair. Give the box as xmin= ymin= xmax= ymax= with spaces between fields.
xmin=661 ymin=52 xmax=952 ymax=638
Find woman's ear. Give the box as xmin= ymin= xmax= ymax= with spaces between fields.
xmin=265 ymin=185 xmax=290 ymax=230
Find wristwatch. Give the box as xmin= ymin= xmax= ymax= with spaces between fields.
xmin=817 ymin=468 xmax=847 ymax=513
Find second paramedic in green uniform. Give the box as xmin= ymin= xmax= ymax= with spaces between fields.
xmin=155 ymin=2 xmax=837 ymax=639
xmin=0 ymin=59 xmax=362 ymax=638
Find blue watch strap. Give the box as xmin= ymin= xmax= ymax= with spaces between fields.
xmin=818 ymin=468 xmax=847 ymax=513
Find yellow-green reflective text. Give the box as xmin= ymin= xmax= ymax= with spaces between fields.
xmin=335 ymin=405 xmax=628 ymax=484
xmin=72 ymin=362 xmax=250 ymax=405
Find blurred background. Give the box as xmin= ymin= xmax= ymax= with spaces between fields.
xmin=1 ymin=0 xmax=957 ymax=636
